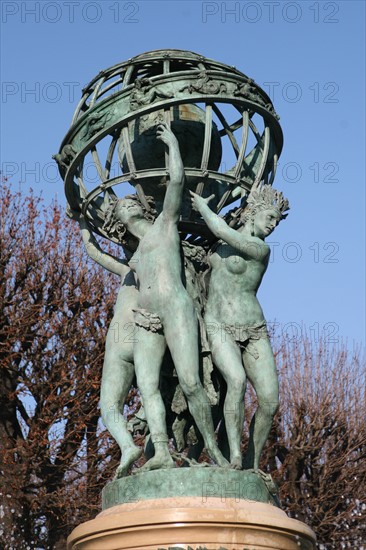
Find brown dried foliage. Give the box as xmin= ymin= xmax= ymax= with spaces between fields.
xmin=260 ymin=335 xmax=366 ymax=549
xmin=0 ymin=181 xmax=126 ymax=548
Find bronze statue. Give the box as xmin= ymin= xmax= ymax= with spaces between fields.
xmin=190 ymin=184 xmax=289 ymax=469
xmin=57 ymin=50 xmax=289 ymax=478
xmin=69 ymin=212 xmax=142 ymax=478
xmin=101 ymin=123 xmax=228 ymax=470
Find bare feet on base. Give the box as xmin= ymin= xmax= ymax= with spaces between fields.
xmin=139 ymin=450 xmax=175 ymax=472
xmin=115 ymin=446 xmax=142 ymax=479
xmin=207 ymin=445 xmax=230 ymax=468
xmin=229 ymin=455 xmax=243 ymax=470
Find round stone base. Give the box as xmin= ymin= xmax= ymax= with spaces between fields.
xmin=67 ymin=497 xmax=316 ymax=550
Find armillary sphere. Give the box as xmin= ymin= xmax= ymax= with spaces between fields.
xmin=54 ymin=49 xmax=283 ymax=245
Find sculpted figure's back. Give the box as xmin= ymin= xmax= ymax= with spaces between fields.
xmin=68 ymin=210 xmax=142 ymax=479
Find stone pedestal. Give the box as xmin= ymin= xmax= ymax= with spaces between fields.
xmin=67 ymin=470 xmax=316 ymax=550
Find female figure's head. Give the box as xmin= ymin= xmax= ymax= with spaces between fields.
xmin=251 ymin=207 xmax=282 ymax=239
xmin=241 ymin=184 xmax=289 ymax=239
xmin=115 ymin=197 xmax=145 ymax=225
xmin=103 ymin=194 xmax=156 ymax=244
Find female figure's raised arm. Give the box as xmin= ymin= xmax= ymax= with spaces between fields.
xmin=156 ymin=123 xmax=185 ymax=224
xmin=75 ymin=214 xmax=130 ymax=277
xmin=190 ymin=191 xmax=268 ymax=261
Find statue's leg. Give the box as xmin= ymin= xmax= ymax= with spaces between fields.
xmin=100 ymin=344 xmax=141 ymax=478
xmin=242 ymin=338 xmax=279 ymax=470
xmin=208 ymin=329 xmax=246 ymax=469
xmin=163 ymin=302 xmax=228 ymax=467
xmin=134 ymin=327 xmax=174 ymax=471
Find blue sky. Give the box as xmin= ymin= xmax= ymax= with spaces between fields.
xmin=1 ymin=0 xmax=365 ymax=346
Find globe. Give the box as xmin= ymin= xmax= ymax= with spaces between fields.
xmin=54 ymin=49 xmax=283 ymax=242
xmin=118 ymin=103 xmax=222 ymax=202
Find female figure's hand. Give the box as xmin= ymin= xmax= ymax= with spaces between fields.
xmin=156 ymin=122 xmax=178 ymax=147
xmin=189 ymin=190 xmax=215 ymax=213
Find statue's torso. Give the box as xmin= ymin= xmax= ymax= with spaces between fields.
xmin=130 ymin=215 xmax=188 ymax=315
xmin=206 ymin=242 xmax=269 ymax=327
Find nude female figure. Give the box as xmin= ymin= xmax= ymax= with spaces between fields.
xmin=190 ymin=184 xmax=289 ymax=470
xmin=106 ymin=122 xmax=228 ymax=470
xmin=72 ymin=214 xmax=142 ymax=478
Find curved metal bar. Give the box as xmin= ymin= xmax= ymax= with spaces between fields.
xmin=90 ymin=76 xmax=106 ymax=108
xmin=248 ymin=118 xmax=261 ymax=142
xmin=71 ymin=92 xmax=90 ymax=125
xmin=122 ymin=65 xmax=134 ymax=87
xmin=201 ymin=104 xmax=213 ymax=174
xmin=108 ymin=66 xmax=127 ymax=80
xmin=94 ymin=75 xmax=124 ymax=102
xmin=253 ymin=126 xmax=270 ymax=186
xmin=234 ymin=111 xmax=249 ymax=180
xmin=212 ymin=104 xmax=239 ymax=157
xmin=268 ymin=152 xmax=278 ymax=186
xmin=216 ymin=179 xmax=251 ymax=214
xmin=216 ymin=188 xmax=233 ymax=213
xmin=60 ymin=83 xmax=282 ymax=155
xmin=91 ymin=146 xmax=106 ymax=182
xmin=75 ymin=165 xmax=252 ymax=233
xmin=120 ymin=125 xmax=149 ymax=210
xmin=105 ymin=132 xmax=119 ymax=180
xmin=84 ymin=174 xmax=133 ymax=207
xmin=163 ymin=59 xmax=170 ymax=74
xmin=234 ymin=104 xmax=275 ymax=162
xmin=121 ymin=125 xmax=136 ymax=173
xmin=77 ymin=175 xmax=88 ymax=200
xmin=82 ymin=168 xmax=246 ymax=200
xmin=218 ymin=117 xmax=243 ymax=136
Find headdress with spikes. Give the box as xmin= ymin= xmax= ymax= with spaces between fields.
xmin=241 ymin=181 xmax=290 ymax=224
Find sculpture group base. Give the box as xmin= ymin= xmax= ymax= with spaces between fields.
xmin=67 ymin=496 xmax=316 ymax=550
xmin=102 ymin=468 xmax=280 ymax=509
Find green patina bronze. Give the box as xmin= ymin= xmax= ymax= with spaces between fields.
xmin=54 ymin=50 xmax=283 ymax=243
xmin=102 ymin=468 xmax=279 ymax=510
xmin=55 ymin=50 xmax=289 ymax=501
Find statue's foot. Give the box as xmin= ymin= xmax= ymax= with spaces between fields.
xmin=115 ymin=446 xmax=142 ymax=479
xmin=139 ymin=452 xmax=175 ymax=472
xmin=207 ymin=446 xmax=230 ymax=468
xmin=171 ymin=451 xmax=210 ymax=467
xmin=229 ymin=455 xmax=242 ymax=470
